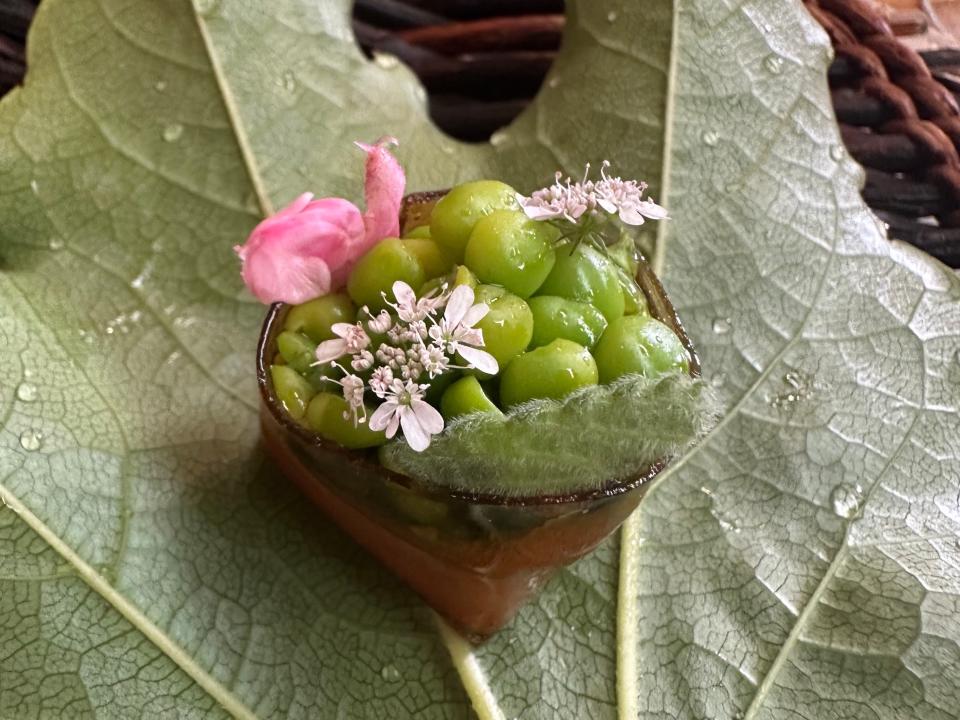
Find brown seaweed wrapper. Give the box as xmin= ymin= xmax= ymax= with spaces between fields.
xmin=257 ymin=191 xmax=700 ymax=641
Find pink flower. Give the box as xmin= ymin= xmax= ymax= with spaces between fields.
xmin=234 ymin=138 xmax=405 ymax=304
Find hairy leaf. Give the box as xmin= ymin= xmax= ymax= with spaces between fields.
xmin=1 ymin=0 xmax=959 ymax=719
xmin=381 ymin=374 xmax=719 ymax=495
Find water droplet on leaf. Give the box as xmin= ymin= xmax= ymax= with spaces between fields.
xmin=701 ymin=130 xmax=719 ymax=147
xmin=48 ymin=238 xmax=64 ymax=251
xmin=281 ymin=71 xmax=296 ymax=93
xmin=29 ymin=179 xmax=39 ymax=195
xmin=710 ymin=374 xmax=726 ymax=388
xmin=763 ymin=54 xmax=784 ymax=74
xmin=607 ymin=10 xmax=618 ymax=21
xmin=16 ymin=383 xmax=37 ymax=402
xmin=490 ymin=130 xmax=508 ymax=147
xmin=548 ymin=75 xmax=561 ymax=89
xmin=162 ymin=123 xmax=184 ymax=142
xmin=712 ymin=317 xmax=731 ymax=335
xmin=380 ymin=664 xmax=401 ymax=682
xmin=19 ymin=429 xmax=43 ymax=451
xmin=829 ymin=144 xmax=845 ymax=161
xmin=154 ymin=80 xmax=167 ymax=92
xmin=373 ymin=53 xmax=399 ymax=70
xmin=830 ymin=483 xmax=863 ymax=519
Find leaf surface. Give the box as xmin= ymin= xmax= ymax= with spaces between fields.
xmin=1 ymin=1 xmax=958 ymax=719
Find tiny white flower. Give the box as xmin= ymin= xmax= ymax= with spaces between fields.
xmin=368 ymin=378 xmax=444 ymax=452
xmin=420 ymin=344 xmax=448 ymax=378
xmin=315 ymin=322 xmax=370 ymax=364
xmin=427 ymin=285 xmax=499 ymax=375
xmin=369 ymin=366 xmax=394 ymax=397
xmin=386 ymin=281 xmax=447 ymax=323
xmin=364 ymin=308 xmax=393 ymax=334
xmin=351 ymin=349 xmax=374 ymax=372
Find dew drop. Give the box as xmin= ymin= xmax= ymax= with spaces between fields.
xmin=373 ymin=53 xmax=400 ymax=70
xmin=548 ymin=75 xmax=561 ymax=89
xmin=195 ymin=0 xmax=220 ymax=16
xmin=162 ymin=123 xmax=184 ymax=142
xmin=29 ymin=179 xmax=39 ymax=195
xmin=16 ymin=383 xmax=37 ymax=403
xmin=712 ymin=317 xmax=732 ymax=335
xmin=380 ymin=664 xmax=401 ymax=682
xmin=830 ymin=483 xmax=863 ymax=519
xmin=154 ymin=80 xmax=167 ymax=92
xmin=48 ymin=237 xmax=64 ymax=251
xmin=829 ymin=144 xmax=845 ymax=162
xmin=19 ymin=429 xmax=43 ymax=452
xmin=23 ymin=369 xmax=33 ymax=379
xmin=490 ymin=130 xmax=508 ymax=147
xmin=413 ymin=85 xmax=426 ymax=103
xmin=710 ymin=374 xmax=726 ymax=389
xmin=607 ymin=10 xmax=618 ymax=22
xmin=701 ymin=130 xmax=719 ymax=147
xmin=281 ymin=71 xmax=296 ymax=94
xmin=763 ymin=54 xmax=784 ymax=75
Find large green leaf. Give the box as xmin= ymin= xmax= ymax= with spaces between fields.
xmin=1 ymin=1 xmax=958 ymax=719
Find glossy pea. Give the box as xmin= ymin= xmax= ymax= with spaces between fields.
xmin=441 ymin=376 xmax=503 ymax=420
xmin=472 ymin=285 xmax=534 ymax=371
xmin=465 ymin=210 xmax=557 ymax=298
xmin=528 ymin=296 xmax=608 ymax=349
xmin=347 ymin=238 xmax=427 ymax=312
xmin=402 ymin=238 xmax=454 ymax=279
xmin=404 ymin=224 xmax=432 ymax=239
xmin=305 ymin=393 xmax=387 ymax=449
xmin=430 ymin=180 xmax=518 ymax=258
xmin=499 ymin=339 xmax=598 ymax=407
xmin=284 ymin=293 xmax=356 ymax=343
xmin=593 ymin=315 xmax=689 ymax=382
xmin=270 ymin=364 xmax=316 ymax=420
xmin=418 ymin=265 xmax=478 ymax=299
xmin=537 ymin=243 xmax=625 ymax=322
xmin=276 ymin=331 xmax=317 ymax=374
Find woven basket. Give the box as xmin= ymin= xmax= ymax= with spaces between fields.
xmin=5 ymin=0 xmax=958 ymax=266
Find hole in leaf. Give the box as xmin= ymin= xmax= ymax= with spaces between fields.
xmin=352 ymin=0 xmax=565 ymax=143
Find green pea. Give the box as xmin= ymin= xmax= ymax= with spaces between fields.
xmin=270 ymin=364 xmax=316 ymax=420
xmin=378 ymin=475 xmax=450 ymax=527
xmin=425 ymin=370 xmax=458 ymax=404
xmin=472 ymin=285 xmax=534 ymax=371
xmin=402 ymin=238 xmax=454 ymax=279
xmin=453 ymin=264 xmax=477 ymax=289
xmin=537 ymin=243 xmax=625 ymax=322
xmin=404 ymin=224 xmax=432 ymax=239
xmin=465 ymin=210 xmax=557 ymax=298
xmin=430 ymin=180 xmax=518 ymax=258
xmin=528 ymin=296 xmax=608 ymax=349
xmin=593 ymin=315 xmax=689 ymax=382
xmin=499 ymin=339 xmax=598 ymax=407
xmin=347 ymin=238 xmax=427 ymax=312
xmin=441 ymin=376 xmax=503 ymax=420
xmin=418 ymin=264 xmax=478 ymax=299
xmin=276 ymin=331 xmax=317 ymax=374
xmin=305 ymin=393 xmax=387 ymax=449
xmin=284 ymin=293 xmax=356 ymax=343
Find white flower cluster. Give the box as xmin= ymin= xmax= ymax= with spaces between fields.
xmin=516 ymin=161 xmax=668 ymax=227
xmin=313 ymin=281 xmax=498 ymax=452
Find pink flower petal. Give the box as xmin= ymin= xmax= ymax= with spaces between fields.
xmin=460 ymin=302 xmax=489 ymax=328
xmin=314 ymin=338 xmax=347 ymax=364
xmin=356 ymin=139 xmax=405 ymax=252
xmin=457 ymin=344 xmax=499 ymax=375
xmin=444 ymin=285 xmax=474 ymax=326
xmin=276 ymin=192 xmax=315 ymax=218
xmin=240 ymin=246 xmax=333 ymax=304
xmin=411 ymin=399 xmax=444 ymax=435
xmin=392 ymin=281 xmax=416 ymax=308
xmin=399 ymin=406 xmax=431 ymax=451
xmin=368 ymin=403 xmax=396 ymax=433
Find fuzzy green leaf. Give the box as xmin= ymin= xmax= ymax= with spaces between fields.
xmin=381 ymin=374 xmax=719 ymax=495
xmin=2 ymin=0 xmax=959 ymax=719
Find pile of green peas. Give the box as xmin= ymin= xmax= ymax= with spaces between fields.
xmin=268 ymin=180 xmax=689 ymax=451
